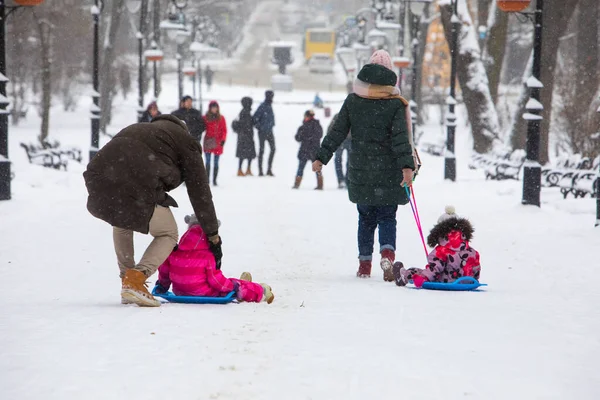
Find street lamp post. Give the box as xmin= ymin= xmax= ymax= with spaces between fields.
xmin=1 ymin=0 xmax=46 ymax=200
xmin=126 ymin=0 xmax=147 ymax=122
xmin=497 ymin=0 xmax=542 ymax=205
xmin=90 ymin=0 xmax=101 ymax=161
xmin=0 ymin=1 xmax=10 ymax=200
xmin=190 ymin=41 xmax=219 ymax=114
xmin=521 ymin=0 xmax=543 ymax=207
xmin=444 ymin=0 xmax=459 ymax=181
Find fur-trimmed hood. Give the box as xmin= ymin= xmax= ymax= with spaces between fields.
xmin=427 ymin=217 xmax=474 ymax=248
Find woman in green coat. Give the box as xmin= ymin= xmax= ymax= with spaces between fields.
xmin=312 ymin=50 xmax=415 ymax=281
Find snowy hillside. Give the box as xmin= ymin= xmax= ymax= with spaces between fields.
xmin=1 ymin=79 xmax=599 ymax=400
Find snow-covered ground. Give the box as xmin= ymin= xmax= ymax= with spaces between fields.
xmin=1 ymin=79 xmax=599 ymax=400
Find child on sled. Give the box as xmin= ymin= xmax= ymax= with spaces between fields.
xmin=393 ymin=206 xmax=481 ymax=288
xmin=154 ymin=215 xmax=274 ymax=303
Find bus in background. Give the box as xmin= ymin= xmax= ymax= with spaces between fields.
xmin=303 ymin=28 xmax=336 ymax=62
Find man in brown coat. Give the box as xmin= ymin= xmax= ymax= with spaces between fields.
xmin=84 ymin=114 xmax=221 ymax=307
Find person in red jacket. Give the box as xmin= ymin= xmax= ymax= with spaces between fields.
xmin=203 ymin=100 xmax=227 ymax=186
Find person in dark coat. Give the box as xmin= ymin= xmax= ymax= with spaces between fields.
xmin=312 ymin=50 xmax=415 ymax=281
xmin=83 ymin=114 xmax=222 ymax=307
xmin=232 ymin=97 xmax=257 ymax=176
xmin=253 ymin=90 xmax=276 ymax=176
xmin=140 ymin=101 xmax=161 ymax=122
xmin=293 ymin=110 xmax=323 ymax=190
xmin=171 ymin=95 xmax=206 ymax=141
xmin=205 ymin=65 xmax=214 ymax=91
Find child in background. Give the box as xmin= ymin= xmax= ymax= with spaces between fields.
xmin=293 ymin=110 xmax=323 ymax=190
xmin=203 ymin=100 xmax=227 ymax=186
xmin=155 ymin=215 xmax=274 ymax=304
xmin=393 ymin=206 xmax=481 ymax=288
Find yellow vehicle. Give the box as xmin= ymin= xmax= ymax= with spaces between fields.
xmin=304 ymin=28 xmax=336 ymax=61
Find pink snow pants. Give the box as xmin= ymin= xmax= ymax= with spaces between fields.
xmin=231 ymin=279 xmax=264 ymax=303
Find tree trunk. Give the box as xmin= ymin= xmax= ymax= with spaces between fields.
xmin=510 ymin=52 xmax=532 ymax=150
xmin=574 ymin=0 xmax=598 ymax=133
xmin=99 ymin=0 xmax=126 ymax=133
xmin=483 ymin=2 xmax=508 ymax=104
xmin=508 ymin=0 xmax=579 ymax=163
xmin=415 ymin=5 xmax=433 ymax=124
xmin=477 ymin=0 xmax=490 ymax=48
xmin=440 ymin=1 xmax=501 ymax=153
xmin=33 ymin=13 xmax=52 ymax=144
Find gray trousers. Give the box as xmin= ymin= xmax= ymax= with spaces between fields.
xmin=113 ymin=206 xmax=178 ymax=278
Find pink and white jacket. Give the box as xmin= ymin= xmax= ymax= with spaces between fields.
xmin=158 ymin=225 xmax=236 ymax=297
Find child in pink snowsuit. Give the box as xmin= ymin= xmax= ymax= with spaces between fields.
xmin=155 ymin=215 xmax=274 ymax=303
xmin=393 ymin=206 xmax=481 ymax=288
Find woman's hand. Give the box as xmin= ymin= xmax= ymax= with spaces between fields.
xmin=312 ymin=160 xmax=323 ymax=172
xmin=401 ymin=168 xmax=414 ymax=187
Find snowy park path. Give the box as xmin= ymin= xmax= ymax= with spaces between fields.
xmin=1 ymin=84 xmax=599 ymax=400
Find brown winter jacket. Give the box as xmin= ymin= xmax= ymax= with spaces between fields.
xmin=83 ymin=115 xmax=219 ymax=236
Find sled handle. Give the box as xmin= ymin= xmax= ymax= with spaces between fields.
xmin=454 ymin=277 xmax=479 ymax=285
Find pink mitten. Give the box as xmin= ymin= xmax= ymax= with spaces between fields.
xmin=413 ymin=275 xmax=428 ymax=288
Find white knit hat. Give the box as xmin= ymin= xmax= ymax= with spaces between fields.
xmin=437 ymin=205 xmax=458 ymax=223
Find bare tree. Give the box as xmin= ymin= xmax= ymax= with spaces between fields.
xmin=509 ymin=0 xmax=580 ymax=163
xmin=31 ymin=10 xmax=54 ymax=144
xmin=99 ymin=0 xmax=126 ymax=133
xmin=440 ymin=0 xmax=501 ymax=153
xmin=482 ymin=2 xmax=508 ymax=105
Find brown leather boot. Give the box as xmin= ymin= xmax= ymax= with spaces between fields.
xmin=315 ymin=173 xmax=324 ymax=190
xmin=245 ymin=166 xmax=253 ymax=176
xmin=293 ymin=176 xmax=302 ymax=189
xmin=381 ymin=249 xmax=395 ymax=282
xmin=357 ymin=260 xmax=372 ymax=278
xmin=237 ymin=169 xmax=245 ymax=177
xmin=121 ymin=269 xmax=161 ymax=307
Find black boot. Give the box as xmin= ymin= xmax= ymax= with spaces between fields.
xmin=213 ymin=166 xmax=219 ymax=186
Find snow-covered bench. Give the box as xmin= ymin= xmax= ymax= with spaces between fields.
xmin=420 ymin=141 xmax=445 ymax=157
xmin=542 ymin=155 xmax=597 ymax=188
xmin=485 ymin=149 xmax=526 ymax=181
xmin=556 ymin=156 xmax=600 ymax=199
xmin=468 ymin=149 xmax=512 ymax=172
xmin=40 ymin=140 xmax=82 ymax=163
xmin=20 ymin=143 xmax=65 ymax=170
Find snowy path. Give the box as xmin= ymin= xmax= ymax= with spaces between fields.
xmin=1 ymin=84 xmax=599 ymax=400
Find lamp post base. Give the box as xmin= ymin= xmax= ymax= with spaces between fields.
xmin=89 ymin=149 xmax=98 ymax=163
xmin=444 ymin=157 xmax=456 ymax=181
xmin=0 ymin=159 xmax=11 ymax=201
xmin=522 ymin=164 xmax=541 ymax=207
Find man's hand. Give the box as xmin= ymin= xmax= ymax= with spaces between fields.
xmin=401 ymin=168 xmax=414 ymax=187
xmin=312 ymin=160 xmax=323 ymax=172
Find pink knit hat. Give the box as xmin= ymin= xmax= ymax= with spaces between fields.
xmin=369 ymin=49 xmax=393 ymax=71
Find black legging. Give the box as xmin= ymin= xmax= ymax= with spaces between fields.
xmin=258 ymin=131 xmax=275 ymax=174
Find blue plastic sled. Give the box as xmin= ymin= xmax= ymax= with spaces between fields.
xmin=417 ymin=277 xmax=487 ymax=291
xmin=151 ymin=287 xmax=236 ymax=304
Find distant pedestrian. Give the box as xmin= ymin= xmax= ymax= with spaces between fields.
xmin=205 ymin=65 xmax=214 ymax=91
xmin=232 ymin=97 xmax=257 ymax=176
xmin=203 ymin=100 xmax=227 ymax=186
xmin=293 ymin=110 xmax=323 ymax=190
xmin=253 ymin=90 xmax=276 ymax=177
xmin=140 ymin=101 xmax=161 ymax=123
xmin=172 ymin=95 xmax=205 ymax=142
